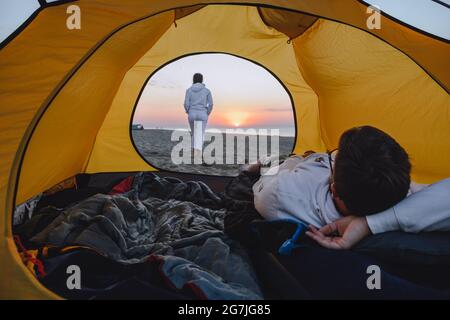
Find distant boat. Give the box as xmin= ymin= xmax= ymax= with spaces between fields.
xmin=132 ymin=124 xmax=144 ymax=130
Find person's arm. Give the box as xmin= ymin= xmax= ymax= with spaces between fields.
xmin=307 ymin=178 xmax=450 ymax=249
xmin=184 ymin=89 xmax=190 ymax=113
xmin=207 ymin=90 xmax=213 ymax=115
xmin=366 ymin=178 xmax=450 ymax=234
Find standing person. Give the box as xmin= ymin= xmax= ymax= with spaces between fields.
xmin=184 ymin=73 xmax=213 ymax=163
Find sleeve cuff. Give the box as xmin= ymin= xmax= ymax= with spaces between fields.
xmin=366 ymin=208 xmax=400 ymax=234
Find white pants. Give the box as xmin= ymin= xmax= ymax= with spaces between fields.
xmin=188 ymin=111 xmax=208 ymax=151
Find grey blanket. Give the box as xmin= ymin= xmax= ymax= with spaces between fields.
xmin=31 ymin=173 xmax=262 ymax=300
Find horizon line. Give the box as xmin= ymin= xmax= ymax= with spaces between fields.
xmin=132 ymin=126 xmax=296 ymax=137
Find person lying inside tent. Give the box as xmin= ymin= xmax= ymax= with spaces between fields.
xmin=306 ymin=177 xmax=450 ymax=250
xmin=241 ymin=125 xmax=450 ymax=248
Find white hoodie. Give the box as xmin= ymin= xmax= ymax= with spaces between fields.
xmin=184 ymin=83 xmax=213 ymax=115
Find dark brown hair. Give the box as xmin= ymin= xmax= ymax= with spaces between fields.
xmin=333 ymin=126 xmax=411 ymax=216
xmin=193 ymin=73 xmax=203 ymax=84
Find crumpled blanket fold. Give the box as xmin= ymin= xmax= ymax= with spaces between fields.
xmin=29 ymin=172 xmax=262 ymax=300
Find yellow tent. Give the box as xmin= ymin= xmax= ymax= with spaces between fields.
xmin=0 ymin=0 xmax=449 ymax=299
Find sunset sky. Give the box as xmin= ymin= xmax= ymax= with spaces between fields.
xmin=132 ymin=53 xmax=296 ymax=136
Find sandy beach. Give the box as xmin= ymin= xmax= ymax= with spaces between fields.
xmin=132 ymin=129 xmax=295 ymax=176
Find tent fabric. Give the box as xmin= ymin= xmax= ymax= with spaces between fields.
xmin=17 ymin=10 xmax=173 ymax=207
xmin=174 ymin=4 xmax=205 ymax=21
xmin=257 ymin=7 xmax=318 ymax=40
xmin=0 ymin=0 xmax=448 ymax=299
xmin=84 ymin=5 xmax=322 ymax=174
xmin=0 ymin=0 xmax=176 ymax=300
xmin=293 ymin=19 xmax=450 ymax=184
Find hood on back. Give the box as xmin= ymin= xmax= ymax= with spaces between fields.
xmin=191 ymin=83 xmax=205 ymax=92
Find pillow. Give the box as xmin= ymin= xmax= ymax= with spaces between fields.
xmin=250 ymin=220 xmax=450 ymax=290
xmin=353 ymin=231 xmax=450 ymax=266
xmin=248 ymin=218 xmax=450 ymax=267
xmin=251 ymin=220 xmax=450 ymax=266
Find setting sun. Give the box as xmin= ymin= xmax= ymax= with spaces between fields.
xmin=226 ymin=111 xmax=249 ymax=128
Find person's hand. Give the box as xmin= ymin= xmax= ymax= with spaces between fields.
xmin=306 ymin=216 xmax=371 ymax=249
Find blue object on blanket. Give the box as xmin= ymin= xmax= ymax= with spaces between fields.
xmin=278 ymin=221 xmax=308 ymax=255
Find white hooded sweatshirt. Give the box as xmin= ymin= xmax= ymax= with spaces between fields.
xmin=184 ymin=83 xmax=213 ymax=115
